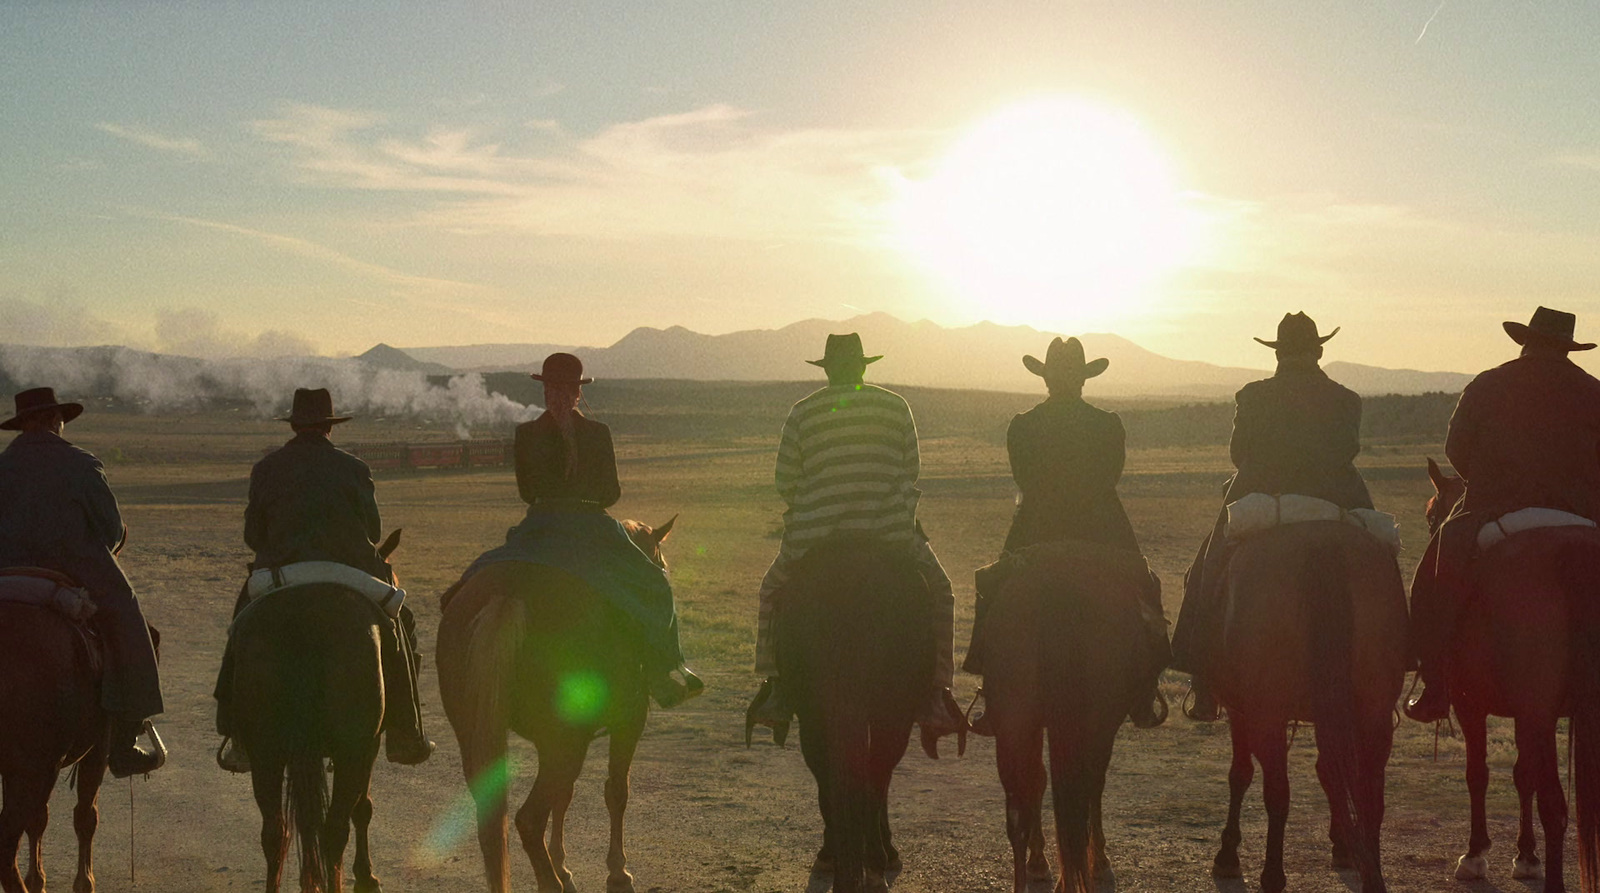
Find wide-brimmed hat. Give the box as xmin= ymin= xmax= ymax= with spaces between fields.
xmin=1023 ymin=337 xmax=1108 ymax=382
xmin=1254 ymin=312 xmax=1339 ymax=351
xmin=277 ymin=388 xmax=352 ymax=426
xmin=1504 ymin=306 xmax=1595 ymax=352
xmin=530 ymin=352 xmax=594 ymax=384
xmin=0 ymin=387 xmax=84 ymax=431
xmin=806 ymin=333 xmax=882 ymax=369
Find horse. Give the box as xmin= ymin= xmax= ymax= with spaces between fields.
xmin=775 ymin=539 xmax=940 ymax=893
xmin=0 ymin=600 xmax=108 ymax=893
xmin=1421 ymin=459 xmax=1600 ymax=892
xmin=436 ymin=517 xmax=675 ymax=893
xmin=982 ymin=542 xmax=1159 ymax=893
xmin=230 ymin=529 xmax=403 ymax=893
xmin=1209 ymin=520 xmax=1408 ymax=893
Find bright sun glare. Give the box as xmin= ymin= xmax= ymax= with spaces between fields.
xmin=893 ymin=97 xmax=1203 ymax=329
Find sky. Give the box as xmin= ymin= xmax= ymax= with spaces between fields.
xmin=2 ymin=1 xmax=1598 ymax=373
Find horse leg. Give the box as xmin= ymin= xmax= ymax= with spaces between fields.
xmin=1088 ymin=734 xmax=1115 ymax=885
xmin=861 ymin=718 xmax=913 ymax=893
xmin=22 ymin=791 xmax=45 ymax=893
xmin=351 ymin=789 xmax=382 ymax=893
xmin=547 ymin=784 xmax=576 ymax=893
xmin=1316 ymin=749 xmax=1354 ymax=871
xmin=1213 ymin=717 xmax=1253 ymax=880
xmin=1 ymin=771 xmax=54 ymax=893
xmin=997 ymin=722 xmax=1046 ymax=893
xmin=71 ymin=742 xmax=108 ymax=893
xmin=797 ymin=708 xmax=834 ymax=875
xmin=603 ymin=712 xmax=645 ymax=893
xmin=1251 ymin=720 xmax=1291 ymax=893
xmin=250 ymin=762 xmax=289 ymax=893
xmin=515 ymin=740 xmax=585 ymax=893
xmin=1519 ymin=719 xmax=1567 ymax=892
xmin=1454 ymin=707 xmax=1492 ymax=881
xmin=825 ymin=712 xmax=869 ymax=893
xmin=461 ymin=726 xmax=512 ymax=893
xmin=1355 ymin=713 xmax=1393 ymax=893
xmin=324 ymin=749 xmax=377 ymax=893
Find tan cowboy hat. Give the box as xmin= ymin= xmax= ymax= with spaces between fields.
xmin=1254 ymin=312 xmax=1339 ymax=350
xmin=1023 ymin=337 xmax=1108 ymax=382
xmin=0 ymin=387 xmax=84 ymax=431
xmin=530 ymin=352 xmax=594 ymax=384
xmin=277 ymin=388 xmax=352 ymax=425
xmin=1504 ymin=306 xmax=1595 ymax=352
xmin=806 ymin=333 xmax=882 ymax=368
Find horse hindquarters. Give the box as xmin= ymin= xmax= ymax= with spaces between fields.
xmin=1566 ymin=538 xmax=1600 ymax=889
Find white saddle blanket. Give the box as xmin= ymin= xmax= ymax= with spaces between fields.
xmin=1225 ymin=493 xmax=1402 ymax=555
xmin=245 ymin=562 xmax=406 ymax=618
xmin=1477 ymin=508 xmax=1597 ymax=550
xmin=0 ymin=575 xmax=97 ymax=622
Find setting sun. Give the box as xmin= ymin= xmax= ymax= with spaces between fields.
xmin=892 ymin=97 xmax=1203 ymax=329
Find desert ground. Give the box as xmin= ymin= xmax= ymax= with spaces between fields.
xmin=21 ymin=401 xmax=1566 ymax=893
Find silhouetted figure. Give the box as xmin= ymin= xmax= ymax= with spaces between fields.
xmin=963 ymin=337 xmax=1169 ymax=733
xmin=1171 ymin=313 xmax=1373 ymax=720
xmin=215 ymin=387 xmax=433 ymax=771
xmin=1405 ymin=307 xmax=1600 ymax=722
xmin=0 ymin=387 xmax=167 ymax=777
xmin=749 ymin=333 xmax=963 ymax=739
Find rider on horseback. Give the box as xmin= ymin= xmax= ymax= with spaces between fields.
xmin=215 ymin=388 xmax=434 ymax=771
xmin=749 ymin=333 xmax=964 ymax=738
xmin=1172 ymin=313 xmax=1375 ymax=721
xmin=1405 ymin=307 xmax=1600 ymax=722
xmin=963 ymin=337 xmax=1170 ymax=734
xmin=0 ymin=387 xmax=168 ymax=778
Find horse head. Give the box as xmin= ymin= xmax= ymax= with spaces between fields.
xmin=623 ymin=515 xmax=676 ymax=568
xmin=1424 ymin=458 xmax=1465 ymax=536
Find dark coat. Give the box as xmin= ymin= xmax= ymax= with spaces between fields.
xmin=245 ymin=431 xmax=386 ymax=577
xmin=1446 ymin=353 xmax=1600 ymax=520
xmin=1224 ymin=361 xmax=1373 ymax=511
xmin=1003 ymin=395 xmax=1139 ymax=553
xmin=514 ymin=412 xmax=621 ymax=508
xmin=0 ymin=429 xmax=128 ymax=589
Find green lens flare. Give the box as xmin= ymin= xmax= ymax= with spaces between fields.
xmin=417 ymin=754 xmax=516 ymax=863
xmin=556 ymin=671 xmax=609 ymax=724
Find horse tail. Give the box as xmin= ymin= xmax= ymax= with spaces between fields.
xmin=284 ymin=751 xmax=329 ymax=889
xmin=1565 ymin=536 xmax=1600 ymax=887
xmin=1305 ymin=533 xmax=1371 ymax=876
xmin=461 ymin=583 xmax=525 ymax=883
xmin=1048 ymin=738 xmax=1100 ymax=893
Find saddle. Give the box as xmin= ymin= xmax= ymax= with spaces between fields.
xmin=244 ymin=562 xmax=406 ymax=617
xmin=1477 ymin=507 xmax=1596 ymax=550
xmin=0 ymin=568 xmax=105 ymax=675
xmin=1225 ymin=492 xmax=1402 ymax=555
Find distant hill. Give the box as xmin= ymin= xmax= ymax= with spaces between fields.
xmin=400 ymin=313 xmax=1471 ymax=397
xmin=356 ymin=343 xmax=453 ymax=376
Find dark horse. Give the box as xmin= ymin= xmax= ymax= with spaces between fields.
xmin=230 ymin=530 xmax=402 ymax=893
xmin=0 ymin=600 xmax=107 ymax=893
xmin=1422 ymin=459 xmax=1600 ymax=892
xmin=983 ymin=542 xmax=1158 ymax=893
xmin=777 ymin=539 xmax=939 ymax=893
xmin=1210 ymin=521 xmax=1407 ymax=893
xmin=436 ymin=518 xmax=674 ymax=893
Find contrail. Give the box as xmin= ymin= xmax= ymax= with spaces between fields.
xmin=1415 ymin=0 xmax=1447 ymax=44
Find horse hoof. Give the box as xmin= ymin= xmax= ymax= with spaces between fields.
xmin=865 ymin=868 xmax=889 ymax=893
xmin=1511 ymin=856 xmax=1543 ymax=880
xmin=1260 ymin=870 xmax=1287 ymax=893
xmin=606 ymin=870 xmax=637 ymax=893
xmin=886 ymin=852 xmax=902 ymax=873
xmin=1331 ymin=849 xmax=1355 ymax=872
xmin=810 ymin=853 xmax=834 ymax=875
xmin=1454 ymin=854 xmax=1488 ymax=881
xmin=1212 ymin=854 xmax=1243 ymax=880
xmin=1026 ymin=859 xmax=1053 ymax=882
xmin=354 ymin=878 xmax=383 ymax=893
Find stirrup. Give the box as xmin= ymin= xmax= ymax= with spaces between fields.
xmin=745 ymin=678 xmax=791 ymax=748
xmin=216 ymin=737 xmax=251 ymax=774
xmin=965 ymin=688 xmax=995 ymax=738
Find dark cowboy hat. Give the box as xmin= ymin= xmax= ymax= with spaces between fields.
xmin=1254 ymin=312 xmax=1339 ymax=350
xmin=1023 ymin=337 xmax=1109 ymax=382
xmin=529 ymin=352 xmax=594 ymax=384
xmin=806 ymin=332 xmax=882 ymax=368
xmin=0 ymin=387 xmax=84 ymax=431
xmin=277 ymin=388 xmax=352 ymax=426
xmin=1504 ymin=306 xmax=1595 ymax=352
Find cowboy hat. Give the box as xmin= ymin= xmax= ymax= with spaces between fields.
xmin=529 ymin=352 xmax=594 ymax=384
xmin=1023 ymin=337 xmax=1109 ymax=382
xmin=277 ymin=388 xmax=352 ymax=426
xmin=806 ymin=333 xmax=882 ymax=368
xmin=0 ymin=387 xmax=84 ymax=431
xmin=1503 ymin=306 xmax=1595 ymax=352
xmin=1254 ymin=312 xmax=1339 ymax=350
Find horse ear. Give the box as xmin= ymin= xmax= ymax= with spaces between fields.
xmin=652 ymin=515 xmax=678 ymax=544
xmin=1426 ymin=458 xmax=1447 ymax=492
xmin=379 ymin=528 xmax=403 ymax=559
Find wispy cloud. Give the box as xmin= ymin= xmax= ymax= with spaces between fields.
xmin=1415 ymin=0 xmax=1447 ymax=44
xmin=94 ymin=122 xmax=209 ymax=159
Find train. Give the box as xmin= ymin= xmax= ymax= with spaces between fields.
xmin=340 ymin=439 xmax=515 ymax=472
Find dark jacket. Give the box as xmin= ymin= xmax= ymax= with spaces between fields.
xmin=0 ymin=429 xmax=128 ymax=588
xmin=514 ymin=412 xmax=621 ymax=508
xmin=1446 ymin=353 xmax=1600 ymax=520
xmin=1003 ymin=395 xmax=1139 ymax=553
xmin=1223 ymin=360 xmax=1373 ymax=511
xmin=245 ymin=431 xmax=386 ymax=577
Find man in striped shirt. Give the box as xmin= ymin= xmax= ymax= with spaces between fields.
xmin=749 ymin=333 xmax=961 ymax=735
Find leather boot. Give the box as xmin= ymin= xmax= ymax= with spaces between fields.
xmin=745 ymin=677 xmax=792 ymax=747
xmin=1129 ymin=682 xmax=1168 ymax=729
xmin=109 ymin=717 xmax=167 ymax=778
xmin=1185 ymin=676 xmax=1220 ymax=722
xmin=1404 ymin=667 xmax=1452 ymax=722
xmin=966 ymin=687 xmax=996 ymax=737
xmin=382 ymin=619 xmax=434 ymax=765
xmin=648 ymin=666 xmax=705 ymax=709
xmin=216 ymin=737 xmax=251 ymax=774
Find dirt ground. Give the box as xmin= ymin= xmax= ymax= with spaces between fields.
xmin=20 ymin=411 xmax=1572 ymax=892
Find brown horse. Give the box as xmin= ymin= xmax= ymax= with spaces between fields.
xmin=436 ymin=518 xmax=674 ymax=893
xmin=0 ymin=600 xmax=108 ymax=893
xmin=1210 ymin=521 xmax=1407 ymax=893
xmin=983 ymin=542 xmax=1159 ymax=893
xmin=230 ymin=530 xmax=402 ymax=893
xmin=776 ymin=539 xmax=938 ymax=893
xmin=1422 ymin=460 xmax=1600 ymax=892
